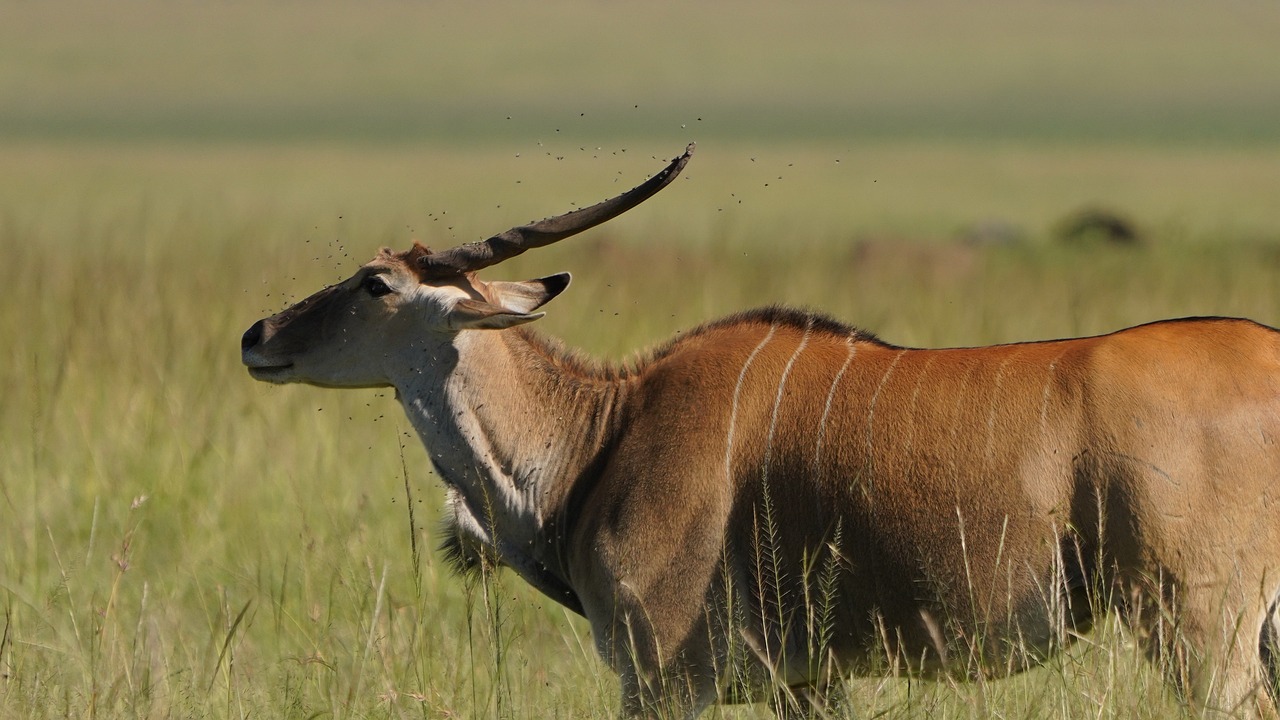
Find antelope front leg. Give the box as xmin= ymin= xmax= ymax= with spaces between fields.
xmin=602 ymin=609 xmax=719 ymax=719
xmin=616 ymin=656 xmax=717 ymax=720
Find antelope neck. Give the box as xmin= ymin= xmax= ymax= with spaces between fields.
xmin=393 ymin=326 xmax=626 ymax=607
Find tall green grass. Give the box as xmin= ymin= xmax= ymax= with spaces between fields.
xmin=4 ymin=143 xmax=1280 ymax=717
xmin=3 ymin=0 xmax=1280 ymax=716
xmin=0 ymin=181 xmax=615 ymax=718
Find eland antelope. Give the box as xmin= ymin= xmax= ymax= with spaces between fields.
xmin=242 ymin=144 xmax=1280 ymax=718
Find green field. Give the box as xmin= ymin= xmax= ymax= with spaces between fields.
xmin=4 ymin=2 xmax=1280 ymax=717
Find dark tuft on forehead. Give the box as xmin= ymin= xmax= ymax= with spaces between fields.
xmin=389 ymin=242 xmax=437 ymax=281
xmin=383 ymin=242 xmax=476 ymax=284
xmin=400 ymin=241 xmax=434 ymax=262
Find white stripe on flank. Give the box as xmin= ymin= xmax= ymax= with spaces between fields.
xmin=946 ymin=357 xmax=981 ymax=488
xmin=1040 ymin=348 xmax=1067 ymax=438
xmin=724 ymin=324 xmax=778 ymax=483
xmin=813 ymin=334 xmax=858 ymax=467
xmin=902 ymin=355 xmax=937 ymax=459
xmin=982 ymin=352 xmax=1015 ymax=472
xmin=864 ymin=349 xmax=908 ymax=460
xmin=761 ymin=323 xmax=813 ymax=485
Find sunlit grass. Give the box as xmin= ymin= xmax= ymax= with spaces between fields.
xmin=3 ymin=0 xmax=1280 ymax=715
xmin=4 ymin=140 xmax=1280 ymax=716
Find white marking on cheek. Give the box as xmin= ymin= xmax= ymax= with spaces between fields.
xmin=725 ymin=325 xmax=778 ymax=483
xmin=814 ymin=334 xmax=858 ymax=468
xmin=762 ymin=324 xmax=812 ymax=485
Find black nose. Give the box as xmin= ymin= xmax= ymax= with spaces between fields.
xmin=241 ymin=320 xmax=264 ymax=352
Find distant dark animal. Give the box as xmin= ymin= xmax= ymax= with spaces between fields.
xmin=1056 ymin=207 xmax=1142 ymax=245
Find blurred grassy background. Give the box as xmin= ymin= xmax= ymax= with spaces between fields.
xmin=3 ymin=1 xmax=1280 ymax=718
xmin=5 ymin=1 xmax=1280 ymax=146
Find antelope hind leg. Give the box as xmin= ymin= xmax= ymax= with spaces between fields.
xmin=1131 ymin=578 xmax=1280 ymax=719
xmin=1255 ymin=591 xmax=1280 ymax=718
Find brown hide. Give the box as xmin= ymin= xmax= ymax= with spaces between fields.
xmin=569 ymin=310 xmax=1280 ymax=717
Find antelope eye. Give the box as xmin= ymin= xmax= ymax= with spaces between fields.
xmin=363 ymin=275 xmax=393 ymax=297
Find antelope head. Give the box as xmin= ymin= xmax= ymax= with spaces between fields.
xmin=240 ymin=144 xmax=693 ymax=387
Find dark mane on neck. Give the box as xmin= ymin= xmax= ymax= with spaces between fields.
xmin=685 ymin=306 xmax=887 ymax=347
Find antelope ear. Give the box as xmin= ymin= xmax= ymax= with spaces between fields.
xmin=447 ymin=298 xmax=544 ymax=330
xmin=487 ymin=273 xmax=571 ymax=314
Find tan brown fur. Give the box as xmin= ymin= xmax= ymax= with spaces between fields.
xmin=551 ymin=312 xmax=1280 ymax=717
